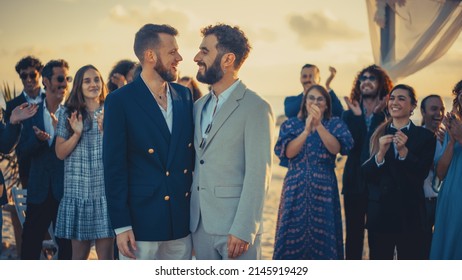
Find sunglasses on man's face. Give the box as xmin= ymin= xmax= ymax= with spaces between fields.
xmin=359 ymin=75 xmax=377 ymax=82
xmin=55 ymin=75 xmax=73 ymax=83
xmin=20 ymin=72 xmax=38 ymax=80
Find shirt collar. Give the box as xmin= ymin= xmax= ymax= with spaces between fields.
xmin=210 ymin=79 xmax=240 ymax=103
xmin=390 ymin=120 xmax=411 ymax=131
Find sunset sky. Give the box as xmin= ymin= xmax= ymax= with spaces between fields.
xmin=1 ymin=0 xmax=461 ymax=111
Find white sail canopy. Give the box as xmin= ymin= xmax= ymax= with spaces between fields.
xmin=366 ymin=0 xmax=462 ymax=81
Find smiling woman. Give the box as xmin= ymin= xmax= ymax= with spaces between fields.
xmin=362 ymin=84 xmax=436 ymax=260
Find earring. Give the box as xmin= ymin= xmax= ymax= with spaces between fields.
xmin=410 ymin=111 xmax=414 ymax=116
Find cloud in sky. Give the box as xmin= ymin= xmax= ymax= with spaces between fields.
xmin=287 ymin=12 xmax=363 ymax=50
xmin=108 ymin=2 xmax=190 ymax=30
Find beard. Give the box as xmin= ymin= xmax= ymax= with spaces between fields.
xmin=154 ymin=56 xmax=176 ymax=82
xmin=196 ymin=54 xmax=224 ymax=85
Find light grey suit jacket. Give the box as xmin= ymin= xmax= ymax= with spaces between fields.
xmin=190 ymin=81 xmax=274 ymax=244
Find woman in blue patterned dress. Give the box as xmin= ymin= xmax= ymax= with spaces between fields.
xmin=431 ymin=80 xmax=462 ymax=259
xmin=55 ymin=65 xmax=114 ymax=259
xmin=273 ymin=85 xmax=353 ymax=259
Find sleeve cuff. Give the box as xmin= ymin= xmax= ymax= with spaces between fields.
xmin=375 ymin=155 xmax=385 ymax=167
xmin=114 ymin=226 xmax=132 ymax=235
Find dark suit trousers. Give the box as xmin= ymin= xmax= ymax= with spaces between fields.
xmin=343 ymin=191 xmax=368 ymax=259
xmin=368 ymin=231 xmax=427 ymax=260
xmin=21 ymin=192 xmax=72 ymax=260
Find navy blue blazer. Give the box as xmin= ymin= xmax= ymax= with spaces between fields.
xmin=0 ymin=121 xmax=22 ymax=204
xmin=362 ymin=121 xmax=436 ymax=233
xmin=17 ymin=103 xmax=64 ymax=204
xmin=103 ymin=76 xmax=194 ymax=242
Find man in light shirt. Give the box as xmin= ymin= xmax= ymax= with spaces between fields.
xmin=190 ymin=24 xmax=274 ymax=260
xmin=420 ymin=94 xmax=445 ymax=258
xmin=19 ymin=59 xmax=72 ymax=259
xmin=103 ymin=24 xmax=194 ymax=260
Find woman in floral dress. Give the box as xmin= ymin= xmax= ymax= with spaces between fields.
xmin=273 ymin=85 xmax=353 ymax=259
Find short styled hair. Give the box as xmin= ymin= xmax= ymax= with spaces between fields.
xmin=133 ymin=24 xmax=178 ymax=62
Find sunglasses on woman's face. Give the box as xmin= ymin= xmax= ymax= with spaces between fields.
xmin=19 ymin=72 xmax=38 ymax=80
xmin=55 ymin=75 xmax=73 ymax=83
xmin=359 ymin=75 xmax=377 ymax=82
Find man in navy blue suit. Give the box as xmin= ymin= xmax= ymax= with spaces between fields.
xmin=5 ymin=56 xmax=45 ymax=189
xmin=19 ymin=59 xmax=73 ymax=259
xmin=103 ymin=24 xmax=194 ymax=260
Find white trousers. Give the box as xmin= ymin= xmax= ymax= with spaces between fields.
xmin=119 ymin=234 xmax=192 ymax=260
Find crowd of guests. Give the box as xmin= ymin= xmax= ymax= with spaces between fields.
xmin=0 ymin=22 xmax=461 ymax=261
xmin=276 ymin=63 xmax=462 ymax=260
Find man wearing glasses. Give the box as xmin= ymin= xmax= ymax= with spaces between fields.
xmin=19 ymin=59 xmax=72 ymax=259
xmin=341 ymin=64 xmax=393 ymax=259
xmin=190 ymin=24 xmax=274 ymax=260
xmin=4 ymin=56 xmax=45 ymax=189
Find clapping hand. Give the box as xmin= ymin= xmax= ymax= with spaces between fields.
xmin=310 ymin=104 xmax=322 ymax=129
xmin=68 ymin=111 xmax=83 ymax=136
xmin=10 ymin=102 xmax=38 ymax=124
xmin=50 ymin=112 xmax=58 ymax=130
xmin=32 ymin=126 xmax=51 ymax=142
xmin=344 ymin=96 xmax=362 ymax=116
xmin=111 ymin=73 xmax=127 ymax=89
xmin=394 ymin=130 xmax=408 ymax=152
xmin=373 ymin=98 xmax=387 ymax=114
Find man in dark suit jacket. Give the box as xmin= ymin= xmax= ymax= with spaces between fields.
xmin=5 ymin=56 xmax=45 ymax=189
xmin=19 ymin=59 xmax=72 ymax=260
xmin=103 ymin=24 xmax=194 ymax=260
xmin=341 ymin=65 xmax=393 ymax=259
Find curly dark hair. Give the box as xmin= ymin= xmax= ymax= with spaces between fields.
xmin=201 ymin=24 xmax=251 ymax=70
xmin=452 ymin=79 xmax=462 ymax=116
xmin=134 ymin=24 xmax=178 ymax=62
xmin=15 ymin=56 xmax=43 ymax=74
xmin=349 ymin=64 xmax=393 ymax=102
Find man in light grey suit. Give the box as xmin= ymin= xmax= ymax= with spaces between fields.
xmin=190 ymin=24 xmax=274 ymax=260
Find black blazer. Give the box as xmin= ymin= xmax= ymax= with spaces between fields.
xmin=5 ymin=92 xmax=45 ymax=183
xmin=342 ymin=109 xmax=386 ymax=194
xmin=17 ymin=103 xmax=64 ymax=204
xmin=362 ymin=121 xmax=436 ymax=233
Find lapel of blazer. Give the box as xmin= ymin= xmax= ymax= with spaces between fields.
xmin=34 ymin=102 xmax=46 ymax=132
xmin=166 ymin=83 xmax=183 ymax=168
xmin=194 ymin=94 xmax=208 ymax=157
xmin=131 ymin=77 xmax=171 ymax=145
xmin=201 ymin=81 xmax=246 ymax=152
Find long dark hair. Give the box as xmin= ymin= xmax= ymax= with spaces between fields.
xmin=299 ymin=85 xmax=332 ymax=120
xmin=369 ymin=84 xmax=417 ymax=156
xmin=65 ymin=64 xmax=107 ymax=133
